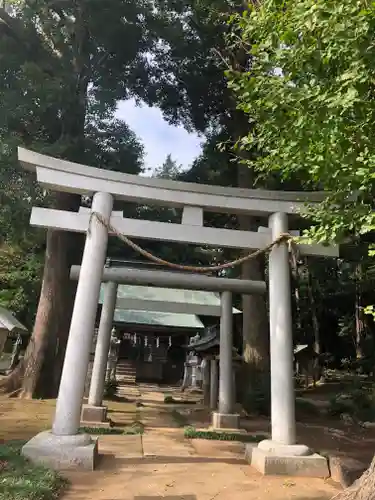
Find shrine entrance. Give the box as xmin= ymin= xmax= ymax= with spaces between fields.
xmin=18 ymin=147 xmax=338 ymax=477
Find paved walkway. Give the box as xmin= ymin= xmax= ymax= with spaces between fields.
xmin=62 ymin=431 xmax=337 ymax=500
xmin=61 ymin=385 xmax=338 ymax=500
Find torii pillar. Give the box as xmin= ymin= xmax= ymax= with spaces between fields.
xmin=212 ymin=291 xmax=240 ymax=429
xmin=22 ymin=192 xmax=113 ymax=470
xmin=248 ymin=212 xmax=329 ymax=477
xmin=81 ymin=281 xmax=118 ymax=427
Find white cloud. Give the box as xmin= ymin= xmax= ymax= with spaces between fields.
xmin=116 ymin=99 xmax=203 ymax=175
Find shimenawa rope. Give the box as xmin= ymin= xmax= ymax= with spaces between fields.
xmin=89 ymin=211 xmax=296 ymax=274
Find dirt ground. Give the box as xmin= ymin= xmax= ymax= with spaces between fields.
xmin=62 ymin=432 xmax=338 ymax=500
xmin=1 ymin=383 xmax=373 ymax=500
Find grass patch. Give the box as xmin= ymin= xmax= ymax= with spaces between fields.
xmin=0 ymin=441 xmax=67 ymax=500
xmin=184 ymin=426 xmax=266 ymax=443
xmin=79 ymin=422 xmax=144 ymax=435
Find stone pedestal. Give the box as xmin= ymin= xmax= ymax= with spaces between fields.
xmin=246 ymin=440 xmax=329 ymax=477
xmin=22 ymin=431 xmax=98 ymax=471
xmin=212 ymin=412 xmax=240 ymax=430
xmin=81 ymin=404 xmax=111 ymax=429
xmin=191 ymin=364 xmax=199 ymax=389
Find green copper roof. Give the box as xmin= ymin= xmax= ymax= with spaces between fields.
xmin=0 ymin=306 xmax=28 ymax=334
xmin=99 ymin=284 xmax=241 ymax=315
xmin=113 ymin=309 xmax=204 ymax=329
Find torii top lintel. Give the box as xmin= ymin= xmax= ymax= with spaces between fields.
xmin=18 ymin=147 xmax=329 ymax=216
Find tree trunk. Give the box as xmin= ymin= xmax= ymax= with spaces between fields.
xmin=354 ymin=262 xmax=365 ymax=360
xmin=0 ymin=192 xmax=81 ymax=399
xmin=306 ymin=262 xmax=320 ymax=356
xmin=331 ymin=455 xmax=375 ymax=500
xmin=290 ymin=246 xmax=302 ymax=340
xmin=237 ymin=163 xmax=269 ymax=399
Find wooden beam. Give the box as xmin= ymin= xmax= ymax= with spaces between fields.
xmin=30 ymin=207 xmax=339 ymax=257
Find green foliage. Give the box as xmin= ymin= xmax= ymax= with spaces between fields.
xmin=227 ymin=0 xmax=375 ymax=243
xmin=153 ymin=154 xmax=182 ymax=180
xmin=184 ymin=426 xmax=266 ymax=442
xmin=170 ymin=409 xmax=189 ymax=427
xmin=0 ymin=244 xmax=43 ymax=328
xmin=79 ymin=423 xmax=144 ymax=435
xmin=104 ymin=380 xmax=119 ymax=399
xmin=327 ymin=381 xmax=375 ymax=422
xmin=0 ymin=442 xmax=67 ymax=500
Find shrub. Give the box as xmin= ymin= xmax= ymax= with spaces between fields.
xmin=170 ymin=409 xmax=188 ymax=427
xmin=79 ymin=422 xmax=144 ymax=435
xmin=104 ymin=379 xmax=119 ymax=399
xmin=328 ymin=382 xmax=375 ymax=422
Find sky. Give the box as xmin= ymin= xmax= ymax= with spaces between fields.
xmin=116 ymin=99 xmax=203 ymax=174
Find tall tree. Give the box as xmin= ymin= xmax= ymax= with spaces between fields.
xmin=0 ymin=0 xmax=153 ymax=397
xmin=153 ymin=154 xmax=182 ymax=180
xmin=227 ymin=0 xmax=375 ymax=496
xmin=148 ymin=0 xmax=270 ymax=393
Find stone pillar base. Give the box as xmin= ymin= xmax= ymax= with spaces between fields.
xmin=80 ymin=404 xmax=111 ymax=428
xmin=246 ymin=440 xmax=329 ymax=477
xmin=22 ymin=431 xmax=98 ymax=471
xmin=211 ymin=412 xmax=240 ymax=430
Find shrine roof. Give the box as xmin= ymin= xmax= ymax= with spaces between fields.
xmin=0 ymin=307 xmax=28 ymax=334
xmin=112 ymin=309 xmax=204 ymax=329
xmin=99 ymin=283 xmax=241 ymax=317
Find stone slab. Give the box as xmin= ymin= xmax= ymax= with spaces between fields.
xmin=202 ymin=427 xmax=248 ymax=435
xmin=22 ymin=430 xmax=98 ymax=471
xmin=212 ymin=412 xmax=240 ymax=430
xmin=328 ymin=455 xmax=368 ymax=488
xmin=99 ymin=435 xmax=143 ymax=458
xmin=81 ymin=404 xmax=108 ymax=423
xmin=142 ymin=434 xmax=195 ymax=458
xmin=80 ymin=420 xmax=112 ymax=429
xmin=247 ymin=446 xmax=329 ymax=478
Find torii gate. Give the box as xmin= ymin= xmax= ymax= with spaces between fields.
xmin=19 ymin=147 xmax=336 ymax=476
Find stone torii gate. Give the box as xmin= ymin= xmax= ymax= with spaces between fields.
xmin=77 ymin=274 xmax=242 ymax=426
xmin=19 ymin=147 xmax=338 ymax=476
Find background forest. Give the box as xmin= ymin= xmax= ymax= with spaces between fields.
xmin=0 ymin=0 xmax=374 ymax=407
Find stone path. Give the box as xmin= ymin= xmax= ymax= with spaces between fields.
xmin=62 ymin=429 xmax=338 ymax=500
xmin=60 ymin=385 xmax=339 ymax=500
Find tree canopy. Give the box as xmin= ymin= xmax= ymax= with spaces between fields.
xmin=227 ymin=0 xmax=375 ymax=243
